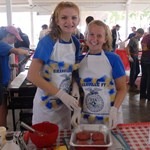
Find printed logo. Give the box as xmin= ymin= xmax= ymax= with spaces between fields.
xmin=85 ymin=88 xmax=104 ymax=112
xmin=59 ymin=74 xmax=71 ymax=92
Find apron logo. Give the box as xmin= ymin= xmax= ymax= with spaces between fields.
xmin=59 ymin=74 xmax=71 ymax=93
xmin=85 ymin=88 xmax=104 ymax=112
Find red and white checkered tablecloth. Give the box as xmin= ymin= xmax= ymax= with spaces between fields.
xmin=26 ymin=129 xmax=71 ymax=150
xmin=115 ymin=122 xmax=150 ymax=150
xmin=54 ymin=129 xmax=71 ymax=147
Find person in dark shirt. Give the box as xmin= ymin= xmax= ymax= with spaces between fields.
xmin=14 ymin=28 xmax=30 ymax=73
xmin=14 ymin=28 xmax=30 ymax=48
xmin=0 ymin=57 xmax=3 ymax=105
xmin=111 ymin=24 xmax=122 ymax=52
xmin=73 ymin=28 xmax=85 ymax=54
xmin=124 ymin=26 xmax=136 ymax=42
xmin=140 ymin=27 xmax=150 ymax=100
xmin=73 ymin=28 xmax=84 ymax=40
xmin=126 ymin=28 xmax=144 ymax=92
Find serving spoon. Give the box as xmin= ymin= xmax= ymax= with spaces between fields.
xmin=20 ymin=122 xmax=45 ymax=136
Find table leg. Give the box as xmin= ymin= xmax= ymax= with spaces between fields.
xmin=12 ymin=104 xmax=16 ymax=131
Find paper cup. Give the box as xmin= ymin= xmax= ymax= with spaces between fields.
xmin=0 ymin=126 xmax=6 ymax=147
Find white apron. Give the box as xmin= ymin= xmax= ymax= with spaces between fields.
xmin=79 ymin=50 xmax=123 ymax=125
xmin=32 ymin=40 xmax=76 ymax=130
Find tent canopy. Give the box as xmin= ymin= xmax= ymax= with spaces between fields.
xmin=0 ymin=0 xmax=150 ymax=12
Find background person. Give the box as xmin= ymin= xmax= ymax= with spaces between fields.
xmin=27 ymin=1 xmax=81 ymax=130
xmin=71 ymin=20 xmax=127 ymax=129
xmin=140 ymin=27 xmax=150 ymax=100
xmin=79 ymin=16 xmax=95 ymax=54
xmin=84 ymin=16 xmax=94 ymax=38
xmin=39 ymin=24 xmax=49 ymax=40
xmin=14 ymin=27 xmax=30 ymax=73
xmin=111 ymin=24 xmax=122 ymax=52
xmin=126 ymin=28 xmax=144 ymax=92
xmin=73 ymin=28 xmax=84 ymax=40
xmin=73 ymin=28 xmax=85 ymax=54
xmin=14 ymin=27 xmax=30 ymax=48
xmin=0 ymin=25 xmax=29 ymax=127
xmin=124 ymin=26 xmax=136 ymax=43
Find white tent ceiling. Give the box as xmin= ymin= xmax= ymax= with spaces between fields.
xmin=0 ymin=0 xmax=150 ymax=13
xmin=1 ymin=0 xmax=149 ymax=48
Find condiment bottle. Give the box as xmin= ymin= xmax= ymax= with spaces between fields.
xmin=1 ymin=132 xmax=20 ymax=150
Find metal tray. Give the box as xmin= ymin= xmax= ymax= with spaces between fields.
xmin=70 ymin=124 xmax=112 ymax=147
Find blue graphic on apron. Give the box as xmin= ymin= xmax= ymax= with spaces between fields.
xmin=40 ymin=61 xmax=78 ymax=109
xmin=32 ymin=39 xmax=78 ymax=129
xmin=79 ymin=51 xmax=118 ymax=123
xmin=85 ymin=88 xmax=104 ymax=112
xmin=59 ymin=74 xmax=71 ymax=93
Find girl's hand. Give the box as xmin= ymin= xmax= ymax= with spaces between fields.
xmin=109 ymin=106 xmax=118 ymax=129
xmin=71 ymin=107 xmax=81 ymax=127
xmin=55 ymin=89 xmax=79 ymax=111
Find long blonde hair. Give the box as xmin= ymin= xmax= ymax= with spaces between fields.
xmin=49 ymin=1 xmax=80 ymax=41
xmin=88 ymin=20 xmax=112 ymax=51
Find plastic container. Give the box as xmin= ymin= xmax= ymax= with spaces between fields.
xmin=1 ymin=132 xmax=20 ymax=150
xmin=0 ymin=126 xmax=6 ymax=148
xmin=70 ymin=124 xmax=112 ymax=150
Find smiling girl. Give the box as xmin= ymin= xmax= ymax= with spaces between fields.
xmin=71 ymin=20 xmax=127 ymax=129
xmin=27 ymin=1 xmax=81 ymax=129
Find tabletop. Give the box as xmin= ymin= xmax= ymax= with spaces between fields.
xmin=23 ymin=129 xmax=123 ymax=150
xmin=21 ymin=122 xmax=150 ymax=150
xmin=9 ymin=70 xmax=28 ymax=89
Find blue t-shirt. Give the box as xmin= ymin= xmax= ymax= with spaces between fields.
xmin=0 ymin=41 xmax=13 ymax=86
xmin=104 ymin=51 xmax=125 ymax=79
xmin=78 ymin=50 xmax=125 ymax=80
xmin=33 ymin=35 xmax=80 ymax=63
xmin=128 ymin=33 xmax=136 ymax=39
